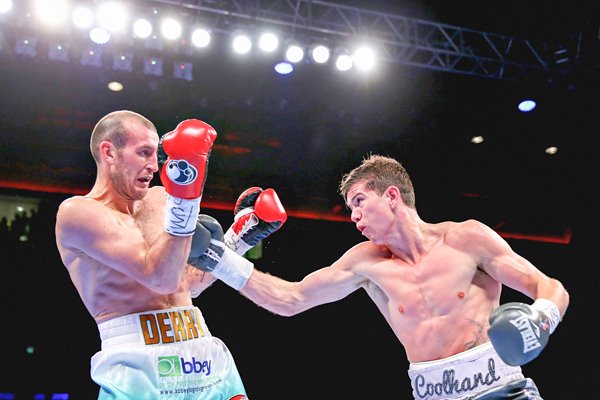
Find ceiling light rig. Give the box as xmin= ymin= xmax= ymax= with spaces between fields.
xmin=0 ymin=0 xmax=382 ymax=83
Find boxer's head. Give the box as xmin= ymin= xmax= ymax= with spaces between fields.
xmin=90 ymin=110 xmax=157 ymax=165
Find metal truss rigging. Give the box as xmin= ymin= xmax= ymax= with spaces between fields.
xmin=150 ymin=0 xmax=555 ymax=80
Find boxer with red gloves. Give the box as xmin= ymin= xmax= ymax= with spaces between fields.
xmin=158 ymin=119 xmax=216 ymax=236
xmin=56 ymin=111 xmax=249 ymax=399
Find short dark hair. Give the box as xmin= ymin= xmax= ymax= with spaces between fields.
xmin=90 ymin=110 xmax=156 ymax=164
xmin=339 ymin=154 xmax=415 ymax=208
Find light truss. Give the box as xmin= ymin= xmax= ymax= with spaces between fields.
xmin=149 ymin=0 xmax=554 ymax=80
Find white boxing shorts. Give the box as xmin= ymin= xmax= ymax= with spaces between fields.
xmin=407 ymin=342 xmax=541 ymax=400
xmin=91 ymin=306 xmax=248 ymax=400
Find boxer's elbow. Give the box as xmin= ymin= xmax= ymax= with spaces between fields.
xmin=265 ymin=304 xmax=304 ymax=317
xmin=555 ymin=279 xmax=570 ymax=317
xmin=274 ymin=302 xmax=304 ymax=317
xmin=145 ymin=270 xmax=181 ymax=294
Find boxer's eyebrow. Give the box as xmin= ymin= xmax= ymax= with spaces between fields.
xmin=346 ymin=192 xmax=362 ymax=209
xmin=345 ymin=194 xmax=354 ymax=209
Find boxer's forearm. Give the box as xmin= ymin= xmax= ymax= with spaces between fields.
xmin=241 ymin=265 xmax=360 ymax=316
xmin=240 ymin=270 xmax=308 ymax=316
xmin=144 ymin=234 xmax=192 ymax=293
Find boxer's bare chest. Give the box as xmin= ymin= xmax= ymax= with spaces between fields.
xmin=366 ymin=244 xmax=479 ymax=317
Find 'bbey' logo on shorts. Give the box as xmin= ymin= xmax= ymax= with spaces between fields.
xmin=158 ymin=356 xmax=212 ymax=377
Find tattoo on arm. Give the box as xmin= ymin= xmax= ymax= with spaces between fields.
xmin=185 ymin=265 xmax=206 ymax=282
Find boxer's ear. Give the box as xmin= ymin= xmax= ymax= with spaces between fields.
xmin=100 ymin=141 xmax=116 ymax=164
xmin=385 ymin=186 xmax=401 ymax=205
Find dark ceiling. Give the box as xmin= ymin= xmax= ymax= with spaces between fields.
xmin=0 ymin=0 xmax=597 ymax=241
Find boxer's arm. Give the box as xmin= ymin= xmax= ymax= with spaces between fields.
xmin=159 ymin=119 xmax=217 ymax=236
xmin=56 ymin=196 xmax=190 ymax=294
xmin=456 ymin=220 xmax=569 ymax=365
xmin=463 ymin=220 xmax=569 ymax=315
xmin=240 ymin=246 xmax=367 ymax=316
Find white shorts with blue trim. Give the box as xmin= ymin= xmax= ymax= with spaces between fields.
xmin=91 ymin=306 xmax=247 ymax=400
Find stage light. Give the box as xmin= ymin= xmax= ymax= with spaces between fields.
xmin=143 ymin=56 xmax=163 ymax=76
xmin=0 ymin=0 xmax=12 ymax=14
xmin=34 ymin=0 xmax=68 ymax=26
xmin=232 ymin=33 xmax=252 ymax=54
xmin=471 ymin=136 xmax=484 ymax=144
xmin=107 ymin=81 xmax=123 ymax=92
xmin=545 ymin=146 xmax=558 ymax=155
xmin=89 ymin=27 xmax=110 ymax=45
xmin=161 ymin=18 xmax=182 ymax=40
xmin=191 ymin=27 xmax=211 ymax=48
xmin=258 ymin=32 xmax=278 ymax=53
xmin=310 ymin=44 xmax=330 ymax=64
xmin=353 ymin=46 xmax=375 ymax=71
xmin=133 ymin=18 xmax=152 ymax=39
xmin=173 ymin=61 xmax=193 ymax=81
xmin=274 ymin=61 xmax=293 ymax=75
xmin=97 ymin=2 xmax=127 ymax=32
xmin=112 ymin=53 xmax=133 ymax=72
xmin=48 ymin=44 xmax=69 ymax=62
xmin=72 ymin=6 xmax=94 ymax=29
xmin=80 ymin=48 xmax=103 ymax=67
xmin=335 ymin=50 xmax=353 ymax=71
xmin=518 ymin=99 xmax=536 ymax=112
xmin=285 ymin=44 xmax=304 ymax=63
xmin=14 ymin=37 xmax=37 ymax=57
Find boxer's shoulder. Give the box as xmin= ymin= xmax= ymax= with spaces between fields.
xmin=338 ymin=241 xmax=389 ymax=269
xmin=58 ymin=195 xmax=106 ymax=221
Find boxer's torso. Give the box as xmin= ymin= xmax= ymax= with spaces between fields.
xmin=354 ymin=223 xmax=502 ymax=363
xmin=57 ymin=186 xmax=213 ymax=324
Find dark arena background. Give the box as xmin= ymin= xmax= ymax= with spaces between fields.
xmin=0 ymin=1 xmax=598 ymax=398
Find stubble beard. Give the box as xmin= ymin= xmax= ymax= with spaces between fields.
xmin=111 ymin=168 xmax=144 ymax=201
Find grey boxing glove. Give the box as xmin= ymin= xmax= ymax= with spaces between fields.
xmin=188 ymin=214 xmax=254 ymax=290
xmin=488 ymin=299 xmax=560 ymax=366
xmin=188 ymin=214 xmax=226 ymax=270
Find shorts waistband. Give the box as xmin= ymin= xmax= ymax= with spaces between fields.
xmin=408 ymin=343 xmax=524 ymax=400
xmin=97 ymin=306 xmax=210 ymax=349
xmin=409 ymin=343 xmax=496 ymax=371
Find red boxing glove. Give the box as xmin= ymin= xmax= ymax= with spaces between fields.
xmin=224 ymin=187 xmax=287 ymax=255
xmin=159 ymin=119 xmax=217 ymax=200
xmin=159 ymin=119 xmax=217 ymax=236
